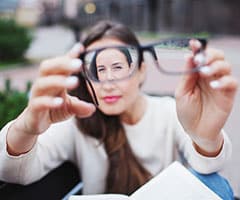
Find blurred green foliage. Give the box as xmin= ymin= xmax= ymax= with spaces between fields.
xmin=0 ymin=19 xmax=32 ymax=62
xmin=0 ymin=79 xmax=31 ymax=130
xmin=137 ymin=31 xmax=210 ymax=43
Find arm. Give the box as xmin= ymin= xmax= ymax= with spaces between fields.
xmin=175 ymin=124 xmax=232 ymax=174
xmin=175 ymin=39 xmax=238 ymax=157
xmin=165 ymin=98 xmax=232 ymax=174
xmin=5 ymin=43 xmax=95 ymax=156
xmin=0 ymin=118 xmax=78 ymax=185
xmin=0 ymin=43 xmax=95 ymax=184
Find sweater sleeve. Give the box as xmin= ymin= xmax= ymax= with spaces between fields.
xmin=170 ymin=100 xmax=232 ymax=174
xmin=0 ymin=118 xmax=76 ymax=185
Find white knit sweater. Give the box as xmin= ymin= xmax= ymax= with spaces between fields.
xmin=0 ymin=95 xmax=231 ymax=194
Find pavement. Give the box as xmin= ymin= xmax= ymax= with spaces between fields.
xmin=0 ymin=25 xmax=240 ymax=197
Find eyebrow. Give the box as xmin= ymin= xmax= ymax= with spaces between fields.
xmin=97 ymin=62 xmax=124 ymax=67
xmin=112 ymin=62 xmax=123 ymax=66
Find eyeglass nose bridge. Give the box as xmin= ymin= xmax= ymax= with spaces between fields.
xmin=143 ymin=46 xmax=157 ymax=60
xmin=141 ymin=46 xmax=162 ymax=71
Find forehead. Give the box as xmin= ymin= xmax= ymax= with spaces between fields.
xmin=86 ymin=38 xmax=127 ymax=51
xmin=97 ymin=48 xmax=126 ymax=60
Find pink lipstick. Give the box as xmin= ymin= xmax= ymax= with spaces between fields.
xmin=103 ymin=96 xmax=121 ymax=103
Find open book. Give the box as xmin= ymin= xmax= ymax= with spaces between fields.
xmin=69 ymin=161 xmax=221 ymax=200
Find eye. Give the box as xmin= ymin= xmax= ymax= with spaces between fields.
xmin=113 ymin=65 xmax=123 ymax=71
xmin=97 ymin=66 xmax=106 ymax=73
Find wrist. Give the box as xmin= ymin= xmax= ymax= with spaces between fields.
xmin=6 ymin=121 xmax=38 ymax=156
xmin=192 ymin=132 xmax=224 ymax=157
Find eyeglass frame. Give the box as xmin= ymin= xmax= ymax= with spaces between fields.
xmin=78 ymin=38 xmax=207 ymax=106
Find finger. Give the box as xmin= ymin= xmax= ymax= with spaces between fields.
xmin=68 ymin=95 xmax=96 ymax=118
xmin=67 ymin=42 xmax=84 ymax=58
xmin=40 ymin=56 xmax=82 ymax=76
xmin=204 ymin=48 xmax=225 ymax=65
xmin=209 ymin=75 xmax=238 ymax=91
xmin=29 ymin=96 xmax=64 ymax=112
xmin=198 ymin=60 xmax=231 ymax=78
xmin=189 ymin=39 xmax=202 ymax=54
xmin=31 ymin=76 xmax=79 ymax=97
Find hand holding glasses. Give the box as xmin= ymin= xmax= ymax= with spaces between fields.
xmin=78 ymin=38 xmax=207 ymax=105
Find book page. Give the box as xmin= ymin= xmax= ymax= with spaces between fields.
xmin=130 ymin=161 xmax=221 ymax=200
xmin=69 ymin=194 xmax=129 ymax=200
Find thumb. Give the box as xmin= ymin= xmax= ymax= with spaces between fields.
xmin=175 ymin=53 xmax=199 ymax=97
xmin=175 ymin=39 xmax=203 ymax=97
xmin=68 ymin=42 xmax=84 ymax=58
xmin=68 ymin=95 xmax=96 ymax=118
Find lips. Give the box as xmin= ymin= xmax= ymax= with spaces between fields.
xmin=103 ymin=96 xmax=121 ymax=103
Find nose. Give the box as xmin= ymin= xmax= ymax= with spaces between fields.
xmin=98 ymin=68 xmax=115 ymax=82
xmin=106 ymin=68 xmax=115 ymax=81
xmin=100 ymin=69 xmax=116 ymax=90
xmin=101 ymin=80 xmax=115 ymax=91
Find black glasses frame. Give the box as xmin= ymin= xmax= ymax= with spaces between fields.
xmin=140 ymin=38 xmax=207 ymax=75
xmin=79 ymin=38 xmax=207 ymax=106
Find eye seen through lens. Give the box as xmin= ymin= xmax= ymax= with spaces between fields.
xmin=84 ymin=46 xmax=139 ymax=82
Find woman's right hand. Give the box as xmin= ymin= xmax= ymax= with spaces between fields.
xmin=6 ymin=43 xmax=96 ymax=155
xmin=23 ymin=43 xmax=96 ymax=135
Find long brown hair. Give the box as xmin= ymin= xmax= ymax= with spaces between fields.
xmin=71 ymin=20 xmax=151 ymax=195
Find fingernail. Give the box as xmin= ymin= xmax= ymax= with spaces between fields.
xmin=210 ymin=80 xmax=221 ymax=89
xmin=53 ymin=97 xmax=63 ymax=105
xmin=194 ymin=53 xmax=206 ymax=66
xmin=71 ymin=43 xmax=83 ymax=54
xmin=70 ymin=59 xmax=82 ymax=70
xmin=195 ymin=40 xmax=202 ymax=49
xmin=65 ymin=76 xmax=78 ymax=87
xmin=199 ymin=66 xmax=211 ymax=74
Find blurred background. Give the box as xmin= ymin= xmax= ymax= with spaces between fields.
xmin=0 ymin=0 xmax=240 ymax=198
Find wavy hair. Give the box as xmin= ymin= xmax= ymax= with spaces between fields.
xmin=71 ymin=20 xmax=151 ymax=195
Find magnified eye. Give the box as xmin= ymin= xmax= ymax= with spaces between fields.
xmin=97 ymin=66 xmax=106 ymax=73
xmin=113 ymin=65 xmax=124 ymax=71
xmin=83 ymin=45 xmax=140 ymax=82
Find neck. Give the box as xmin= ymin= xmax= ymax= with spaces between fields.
xmin=120 ymin=95 xmax=146 ymax=125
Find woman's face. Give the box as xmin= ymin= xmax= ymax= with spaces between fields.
xmin=86 ymin=38 xmax=146 ymax=116
xmin=95 ymin=48 xmax=132 ymax=82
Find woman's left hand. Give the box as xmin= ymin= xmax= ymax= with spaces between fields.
xmin=175 ymin=39 xmax=238 ymax=156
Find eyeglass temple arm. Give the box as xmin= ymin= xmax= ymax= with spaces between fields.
xmin=197 ymin=38 xmax=207 ymax=49
xmin=86 ymin=78 xmax=99 ymax=106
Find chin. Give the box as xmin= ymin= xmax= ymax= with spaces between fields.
xmin=98 ymin=105 xmax=124 ymax=116
xmin=101 ymin=109 xmax=123 ymax=116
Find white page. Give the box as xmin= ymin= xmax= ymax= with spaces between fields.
xmin=69 ymin=194 xmax=129 ymax=200
xmin=130 ymin=161 xmax=222 ymax=200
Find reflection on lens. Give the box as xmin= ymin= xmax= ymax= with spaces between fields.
xmin=152 ymin=43 xmax=191 ymax=73
xmin=84 ymin=46 xmax=139 ymax=82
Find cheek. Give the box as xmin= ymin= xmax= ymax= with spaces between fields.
xmin=123 ymin=79 xmax=140 ymax=95
xmin=119 ymin=76 xmax=142 ymax=105
xmin=88 ymin=71 xmax=143 ymax=108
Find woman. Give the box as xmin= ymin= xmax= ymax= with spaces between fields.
xmin=0 ymin=20 xmax=238 ymax=198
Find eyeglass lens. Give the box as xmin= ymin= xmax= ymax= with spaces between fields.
xmin=149 ymin=39 xmax=192 ymax=74
xmin=83 ymin=46 xmax=139 ymax=82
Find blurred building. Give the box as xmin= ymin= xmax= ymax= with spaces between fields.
xmin=0 ymin=0 xmax=19 ymax=18
xmin=1 ymin=0 xmax=240 ymax=33
xmin=62 ymin=0 xmax=240 ymax=35
xmin=0 ymin=0 xmax=39 ymax=26
xmin=0 ymin=0 xmax=60 ymax=26
xmin=61 ymin=0 xmax=240 ymax=35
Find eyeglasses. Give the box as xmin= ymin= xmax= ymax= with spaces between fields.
xmin=79 ymin=38 xmax=207 ymax=105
